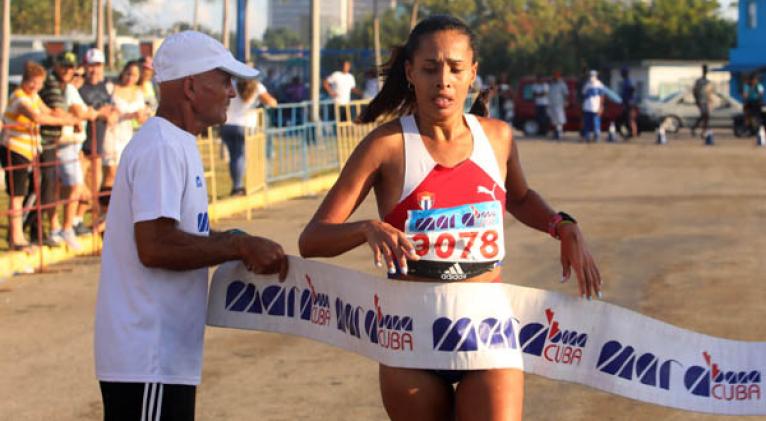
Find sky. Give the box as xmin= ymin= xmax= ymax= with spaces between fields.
xmin=111 ymin=0 xmax=269 ymax=39
xmin=112 ymin=0 xmax=739 ymax=40
xmin=719 ymin=0 xmax=738 ymax=20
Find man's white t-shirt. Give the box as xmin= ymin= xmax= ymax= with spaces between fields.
xmin=61 ymin=84 xmax=87 ymax=144
xmin=532 ymin=82 xmax=549 ymax=106
xmin=94 ymin=116 xmax=210 ymax=385
xmin=548 ymin=80 xmax=569 ymax=109
xmin=326 ymin=71 xmax=356 ymax=104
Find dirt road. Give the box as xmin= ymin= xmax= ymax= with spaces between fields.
xmin=1 ymin=132 xmax=764 ymax=420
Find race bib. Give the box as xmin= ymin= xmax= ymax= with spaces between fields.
xmin=405 ymin=201 xmax=505 ymax=263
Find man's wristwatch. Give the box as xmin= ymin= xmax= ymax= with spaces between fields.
xmin=547 ymin=211 xmax=577 ymax=239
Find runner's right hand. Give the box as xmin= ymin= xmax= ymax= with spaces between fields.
xmin=362 ymin=220 xmax=420 ymax=275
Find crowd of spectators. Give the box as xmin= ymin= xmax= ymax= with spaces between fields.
xmin=0 ymin=49 xmax=155 ymax=251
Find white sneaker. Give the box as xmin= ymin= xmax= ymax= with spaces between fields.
xmin=61 ymin=228 xmax=82 ymax=251
xmin=44 ymin=229 xmax=64 ymax=247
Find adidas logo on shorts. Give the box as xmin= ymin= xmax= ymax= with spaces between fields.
xmin=441 ymin=263 xmax=467 ymax=280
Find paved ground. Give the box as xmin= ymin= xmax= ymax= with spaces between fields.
xmin=1 ymin=130 xmax=764 ymax=420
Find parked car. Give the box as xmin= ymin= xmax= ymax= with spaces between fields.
xmin=639 ymin=90 xmax=743 ymax=133
xmin=512 ymin=77 xmax=623 ymax=136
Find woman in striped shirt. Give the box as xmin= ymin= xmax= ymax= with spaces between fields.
xmin=1 ymin=61 xmax=78 ymax=250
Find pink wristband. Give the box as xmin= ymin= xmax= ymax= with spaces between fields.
xmin=547 ymin=213 xmax=563 ymax=239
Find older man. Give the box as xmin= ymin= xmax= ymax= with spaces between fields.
xmin=94 ymin=31 xmax=288 ymax=420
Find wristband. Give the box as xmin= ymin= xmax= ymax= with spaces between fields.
xmin=548 ymin=211 xmax=577 ymax=239
xmin=547 ymin=214 xmax=563 ymax=238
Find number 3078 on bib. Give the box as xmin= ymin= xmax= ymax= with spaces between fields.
xmin=404 ymin=201 xmax=505 ymax=263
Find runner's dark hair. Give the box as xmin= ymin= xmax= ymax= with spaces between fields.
xmin=358 ymin=15 xmax=481 ymax=123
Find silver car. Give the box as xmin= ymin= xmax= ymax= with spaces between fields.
xmin=640 ymin=91 xmax=743 ymax=133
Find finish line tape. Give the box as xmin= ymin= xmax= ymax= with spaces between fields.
xmin=207 ymin=256 xmax=765 ymax=415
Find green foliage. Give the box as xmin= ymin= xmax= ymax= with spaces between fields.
xmin=11 ymin=0 xmax=93 ymax=35
xmin=330 ymin=0 xmax=735 ymax=81
xmin=321 ymin=8 xmax=411 ymax=76
xmin=262 ymin=28 xmax=304 ymax=49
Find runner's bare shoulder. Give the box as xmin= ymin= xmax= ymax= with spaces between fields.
xmin=472 ymin=115 xmax=514 ymax=157
xmin=350 ymin=119 xmax=405 ymax=164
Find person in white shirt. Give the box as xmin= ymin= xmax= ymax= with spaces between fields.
xmin=53 ymin=55 xmax=101 ymax=251
xmin=323 ymin=60 xmax=362 ymax=120
xmin=581 ymin=70 xmax=605 ymax=142
xmin=531 ymin=74 xmax=549 ymax=135
xmin=547 ymin=71 xmax=569 ymax=140
xmin=94 ymin=31 xmax=288 ymax=420
xmin=221 ymin=78 xmax=277 ymax=195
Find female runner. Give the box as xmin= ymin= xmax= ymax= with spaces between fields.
xmin=299 ymin=15 xmax=602 ymax=421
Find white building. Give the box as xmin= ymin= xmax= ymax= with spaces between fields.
xmin=610 ymin=60 xmax=730 ymax=101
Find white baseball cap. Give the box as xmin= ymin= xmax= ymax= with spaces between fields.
xmin=153 ymin=31 xmax=259 ymax=83
xmin=84 ymin=48 xmax=105 ymax=65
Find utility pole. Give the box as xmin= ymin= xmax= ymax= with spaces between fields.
xmin=410 ymin=0 xmax=419 ymax=29
xmin=243 ymin=0 xmax=250 ymax=63
xmin=373 ymin=0 xmax=382 ymax=86
xmin=193 ymin=0 xmax=200 ymax=31
xmin=96 ymin=0 xmax=104 ymax=52
xmin=1 ymin=0 xmax=10 ymax=113
xmin=222 ymin=0 xmax=230 ymax=49
xmin=235 ymin=0 xmax=247 ymax=61
xmin=107 ymin=0 xmax=115 ymax=69
xmin=54 ymin=0 xmax=61 ymax=35
xmin=310 ymin=0 xmax=320 ymax=122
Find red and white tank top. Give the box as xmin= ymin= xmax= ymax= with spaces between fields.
xmin=384 ymin=114 xmax=507 ymax=280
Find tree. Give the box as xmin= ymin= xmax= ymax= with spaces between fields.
xmin=327 ymin=0 xmax=735 ymax=82
xmin=262 ymin=27 xmax=303 ymax=49
xmin=11 ymin=0 xmax=92 ymax=34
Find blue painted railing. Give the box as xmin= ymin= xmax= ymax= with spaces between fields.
xmin=237 ymin=92 xmax=498 ymax=185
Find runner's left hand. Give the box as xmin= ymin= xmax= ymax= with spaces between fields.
xmin=558 ymin=223 xmax=602 ymax=299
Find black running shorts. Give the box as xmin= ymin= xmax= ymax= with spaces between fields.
xmin=99 ymin=381 xmax=196 ymax=421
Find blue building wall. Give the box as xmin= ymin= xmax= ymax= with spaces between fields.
xmin=729 ymin=0 xmax=766 ymax=66
xmin=727 ymin=0 xmax=766 ymax=100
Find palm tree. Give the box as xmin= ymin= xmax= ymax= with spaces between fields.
xmin=193 ymin=0 xmax=200 ymax=30
xmin=410 ymin=0 xmax=419 ymax=29
xmin=222 ymin=0 xmax=230 ymax=49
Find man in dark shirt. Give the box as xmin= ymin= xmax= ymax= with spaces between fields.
xmin=618 ymin=67 xmax=638 ymax=139
xmin=692 ymin=64 xmax=714 ymax=137
xmin=78 ymin=48 xmax=117 ymax=234
xmin=28 ymin=51 xmax=78 ymax=245
xmin=79 ymin=49 xmax=115 ymax=160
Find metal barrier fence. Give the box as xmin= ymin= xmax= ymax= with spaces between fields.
xmin=1 ymin=92 xmax=499 ymax=271
xmin=1 ymin=99 xmax=374 ymax=273
xmin=0 ymin=128 xmax=108 ymax=269
xmin=196 ymin=99 xmax=374 ymax=203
